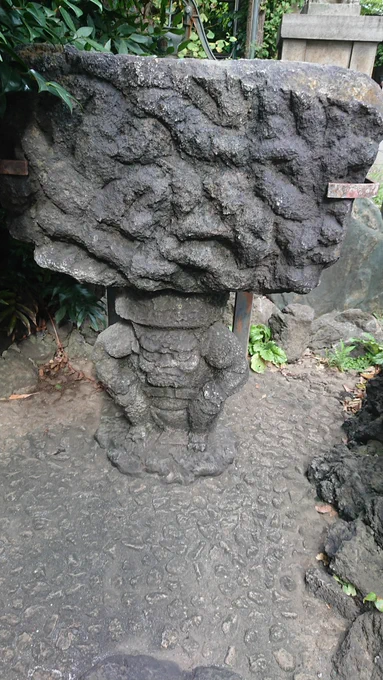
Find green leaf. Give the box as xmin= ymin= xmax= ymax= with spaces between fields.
xmin=259 ymin=347 xmax=276 ymax=362
xmin=55 ymin=306 xmax=67 ymax=326
xmin=15 ymin=310 xmax=31 ymax=334
xmin=130 ymin=33 xmax=151 ymax=44
xmin=375 ymin=598 xmax=383 ymax=612
xmin=250 ymin=353 xmax=266 ymax=373
xmin=75 ymin=26 xmax=93 ymax=37
xmin=83 ymin=37 xmax=110 ymax=52
xmin=269 ymin=345 xmax=287 ymax=364
xmin=61 ymin=0 xmax=83 ymax=18
xmin=364 ymin=592 xmax=377 ymax=602
xmin=88 ymin=0 xmax=103 ymax=9
xmin=8 ymin=313 xmax=17 ymax=336
xmin=342 ymin=583 xmax=357 ymax=597
xmin=177 ymin=39 xmax=191 ymax=52
xmin=29 ymin=71 xmax=76 ymax=112
xmin=25 ymin=3 xmax=47 ymax=27
xmin=60 ymin=7 xmax=76 ymax=32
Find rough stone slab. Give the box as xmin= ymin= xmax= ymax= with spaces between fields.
xmin=269 ymin=304 xmax=314 ymax=362
xmin=332 ymin=612 xmax=383 ymax=680
xmin=0 ymin=349 xmax=38 ymax=398
xmin=1 ymin=48 xmax=383 ymax=294
xmin=326 ymin=519 xmax=383 ymax=598
xmin=309 ymin=308 xmax=383 ymax=350
xmin=305 ymin=566 xmax=361 ymax=621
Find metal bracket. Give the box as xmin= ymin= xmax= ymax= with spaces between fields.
xmin=0 ymin=160 xmax=28 ymax=176
xmin=327 ymin=179 xmax=379 ymax=199
xmin=233 ymin=291 xmax=253 ymax=355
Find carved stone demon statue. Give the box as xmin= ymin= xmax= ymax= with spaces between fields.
xmin=1 ymin=48 xmax=383 ymax=481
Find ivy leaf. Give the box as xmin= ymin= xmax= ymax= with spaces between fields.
xmin=250 ymin=353 xmax=266 ymax=373
xmin=259 ymin=347 xmax=276 ymax=362
xmin=342 ymin=583 xmax=357 ymax=597
xmin=177 ymin=39 xmax=191 ymax=52
xmin=364 ymin=592 xmax=377 ymax=602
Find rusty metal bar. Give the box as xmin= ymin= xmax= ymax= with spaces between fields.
xmin=0 ymin=160 xmax=28 ymax=176
xmin=327 ymin=180 xmax=379 ymax=199
xmin=233 ymin=291 xmax=253 ymax=355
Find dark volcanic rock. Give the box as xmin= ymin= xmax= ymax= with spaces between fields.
xmin=1 ymin=48 xmax=383 ymax=294
xmin=325 ymin=519 xmax=383 ymax=598
xmin=305 ymin=566 xmax=361 ymax=620
xmin=307 ymin=444 xmax=383 ymax=525
xmin=344 ymin=372 xmax=383 ymax=444
xmin=332 ymin=612 xmax=383 ymax=680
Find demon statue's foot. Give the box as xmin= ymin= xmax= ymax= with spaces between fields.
xmin=188 ymin=432 xmax=208 ymax=453
xmin=96 ymin=406 xmax=238 ymax=484
xmin=107 ymin=422 xmax=161 ymax=476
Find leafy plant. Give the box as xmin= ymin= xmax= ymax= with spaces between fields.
xmin=50 ymin=282 xmax=106 ymax=331
xmin=0 ymin=0 xmax=182 ymax=115
xmin=178 ymin=29 xmax=236 ymax=58
xmin=0 ymin=289 xmax=37 ymax=336
xmin=326 ymin=335 xmax=383 ymax=372
xmin=0 ymin=220 xmax=105 ymax=336
xmin=350 ymin=333 xmax=383 ymax=366
xmin=254 ymin=0 xmax=304 ymax=60
xmin=326 ymin=340 xmax=358 ymax=372
xmin=361 ymin=0 xmax=383 ymax=68
xmin=248 ymin=323 xmax=287 ymax=373
xmin=333 ymin=575 xmax=357 ymax=597
xmin=363 ymin=592 xmax=383 ymax=612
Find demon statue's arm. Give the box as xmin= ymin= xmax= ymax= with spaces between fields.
xmin=188 ymin=322 xmax=249 ymax=450
xmin=93 ymin=322 xmax=150 ymax=427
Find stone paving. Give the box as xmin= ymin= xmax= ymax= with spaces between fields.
xmin=0 ymin=363 xmax=352 ymax=680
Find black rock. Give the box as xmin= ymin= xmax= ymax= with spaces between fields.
xmin=344 ymin=373 xmax=383 ymax=444
xmin=332 ymin=612 xmax=383 ymax=680
xmin=305 ymin=566 xmax=361 ymax=621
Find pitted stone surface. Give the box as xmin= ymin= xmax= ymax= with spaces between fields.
xmin=1 ymin=49 xmax=383 ymax=294
xmin=80 ymin=654 xmax=241 ymax=680
xmin=0 ymin=367 xmax=352 ymax=680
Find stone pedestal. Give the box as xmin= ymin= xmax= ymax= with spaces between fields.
xmin=93 ymin=290 xmax=248 ymax=483
xmin=280 ymin=0 xmax=383 ymax=76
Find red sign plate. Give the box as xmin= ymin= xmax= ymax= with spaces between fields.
xmin=327 ymin=181 xmax=379 ymax=199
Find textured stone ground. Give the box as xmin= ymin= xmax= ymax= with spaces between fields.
xmin=0 ymin=359 xmax=355 ymax=680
